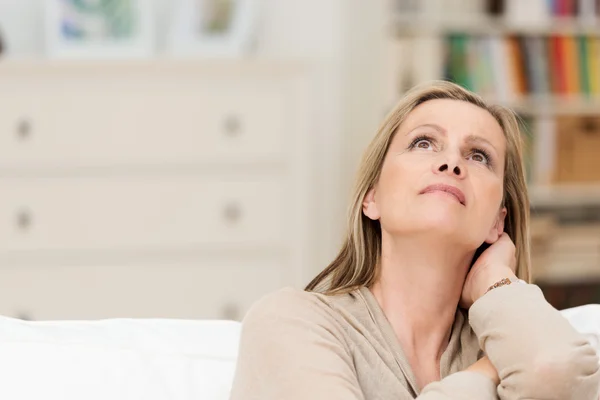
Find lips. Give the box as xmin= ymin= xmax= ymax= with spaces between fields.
xmin=420 ymin=184 xmax=466 ymax=205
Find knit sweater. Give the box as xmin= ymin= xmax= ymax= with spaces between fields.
xmin=230 ymin=284 xmax=600 ymax=399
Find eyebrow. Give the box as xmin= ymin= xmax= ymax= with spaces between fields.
xmin=464 ymin=134 xmax=498 ymax=153
xmin=405 ymin=123 xmax=447 ymax=136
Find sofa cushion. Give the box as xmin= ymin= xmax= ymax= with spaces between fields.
xmin=0 ymin=317 xmax=241 ymax=400
xmin=560 ymin=304 xmax=600 ymax=354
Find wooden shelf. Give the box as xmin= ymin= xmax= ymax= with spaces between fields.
xmin=392 ymin=15 xmax=600 ymax=36
xmin=534 ymin=269 xmax=600 ymax=285
xmin=0 ymin=57 xmax=309 ymax=77
xmin=487 ymin=96 xmax=600 ymax=116
xmin=529 ymin=184 xmax=600 ymax=208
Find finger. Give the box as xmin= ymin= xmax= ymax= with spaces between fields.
xmin=498 ymin=232 xmax=512 ymax=243
xmin=498 ymin=233 xmax=516 ymax=252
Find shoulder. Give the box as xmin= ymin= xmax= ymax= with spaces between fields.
xmin=231 ymin=289 xmax=366 ymax=400
xmin=240 ymin=287 xmax=355 ymax=346
xmin=243 ymin=287 xmax=335 ymax=326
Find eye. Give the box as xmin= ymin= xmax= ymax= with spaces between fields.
xmin=415 ymin=139 xmax=431 ymax=149
xmin=409 ymin=135 xmax=435 ymax=151
xmin=469 ymin=149 xmax=490 ymax=165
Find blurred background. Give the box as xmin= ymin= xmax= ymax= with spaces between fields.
xmin=0 ymin=0 xmax=597 ymax=322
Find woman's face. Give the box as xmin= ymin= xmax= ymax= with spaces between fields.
xmin=363 ymin=99 xmax=507 ymax=248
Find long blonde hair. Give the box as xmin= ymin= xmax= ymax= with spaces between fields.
xmin=306 ymin=80 xmax=531 ymax=294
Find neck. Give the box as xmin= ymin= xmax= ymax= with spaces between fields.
xmin=370 ymin=232 xmax=474 ymax=364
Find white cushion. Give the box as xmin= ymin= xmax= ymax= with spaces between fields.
xmin=0 ymin=317 xmax=241 ymax=400
xmin=561 ymin=304 xmax=600 ymax=355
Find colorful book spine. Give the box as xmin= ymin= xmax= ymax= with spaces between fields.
xmin=531 ymin=36 xmax=551 ymax=95
xmin=589 ymin=38 xmax=600 ymax=95
xmin=477 ymin=37 xmax=494 ymax=98
xmin=490 ymin=36 xmax=511 ymax=101
xmin=578 ymin=36 xmax=591 ymax=96
xmin=563 ymin=36 xmax=581 ymax=95
xmin=551 ymin=36 xmax=567 ymax=94
xmin=466 ymin=37 xmax=481 ymax=93
xmin=441 ymin=32 xmax=599 ymax=99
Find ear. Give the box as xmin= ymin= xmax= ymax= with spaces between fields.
xmin=485 ymin=207 xmax=506 ymax=244
xmin=362 ymin=187 xmax=380 ymax=220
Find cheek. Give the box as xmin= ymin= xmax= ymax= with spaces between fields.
xmin=378 ymin=158 xmax=420 ymax=198
xmin=375 ymin=158 xmax=424 ymax=218
xmin=474 ymin=175 xmax=504 ymax=218
xmin=386 ymin=154 xmax=430 ymax=181
xmin=488 ymin=178 xmax=504 ymax=206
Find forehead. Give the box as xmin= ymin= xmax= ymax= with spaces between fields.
xmin=399 ymin=99 xmax=506 ymax=146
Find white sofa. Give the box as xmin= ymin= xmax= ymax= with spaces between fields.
xmin=0 ymin=305 xmax=598 ymax=400
xmin=0 ymin=317 xmax=241 ymax=400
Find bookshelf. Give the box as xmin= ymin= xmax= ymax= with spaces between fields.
xmin=392 ymin=16 xmax=600 ymax=36
xmin=529 ymin=184 xmax=600 ymax=208
xmin=388 ymin=0 xmax=600 ymax=308
xmin=494 ymin=97 xmax=600 ymax=116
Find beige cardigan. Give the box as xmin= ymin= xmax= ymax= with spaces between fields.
xmin=230 ymin=284 xmax=600 ymax=399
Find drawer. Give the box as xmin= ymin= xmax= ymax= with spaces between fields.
xmin=0 ymin=175 xmax=286 ymax=252
xmin=0 ymin=259 xmax=292 ymax=320
xmin=0 ymin=77 xmax=288 ymax=167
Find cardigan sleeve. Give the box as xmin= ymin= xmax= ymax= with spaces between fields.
xmin=419 ymin=371 xmax=497 ymax=398
xmin=469 ymin=283 xmax=600 ymax=399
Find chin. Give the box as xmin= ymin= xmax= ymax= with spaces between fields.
xmin=421 ymin=215 xmax=462 ymax=234
xmin=407 ymin=210 xmax=486 ymax=249
xmin=409 ymin=206 xmax=465 ymax=236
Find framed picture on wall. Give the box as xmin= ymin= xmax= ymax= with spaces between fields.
xmin=166 ymin=0 xmax=260 ymax=58
xmin=44 ymin=0 xmax=155 ymax=59
xmin=0 ymin=27 xmax=4 ymax=57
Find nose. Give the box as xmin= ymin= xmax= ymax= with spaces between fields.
xmin=435 ymin=156 xmax=466 ymax=179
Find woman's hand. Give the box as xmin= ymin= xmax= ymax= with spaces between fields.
xmin=465 ymin=356 xmax=500 ymax=386
xmin=460 ymin=233 xmax=518 ymax=309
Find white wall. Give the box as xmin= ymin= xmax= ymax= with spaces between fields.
xmin=340 ymin=0 xmax=388 ymax=191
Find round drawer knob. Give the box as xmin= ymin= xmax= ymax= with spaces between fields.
xmin=223 ymin=202 xmax=242 ymax=223
xmin=16 ymin=118 xmax=33 ymax=141
xmin=16 ymin=311 xmax=33 ymax=321
xmin=222 ymin=115 xmax=242 ymax=137
xmin=15 ymin=209 xmax=33 ymax=231
xmin=221 ymin=303 xmax=240 ymax=321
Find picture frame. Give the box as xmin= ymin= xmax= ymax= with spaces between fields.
xmin=166 ymin=0 xmax=260 ymax=58
xmin=0 ymin=27 xmax=4 ymax=57
xmin=44 ymin=0 xmax=155 ymax=59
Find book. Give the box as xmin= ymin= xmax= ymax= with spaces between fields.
xmin=563 ymin=36 xmax=581 ymax=95
xmin=578 ymin=36 xmax=591 ymax=96
xmin=489 ymin=35 xmax=512 ymax=101
xmin=589 ymin=38 xmax=600 ymax=95
xmin=549 ymin=36 xmax=567 ymax=94
xmin=530 ymin=36 xmax=551 ymax=95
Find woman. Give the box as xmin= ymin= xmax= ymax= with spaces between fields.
xmin=229 ymin=81 xmax=600 ymax=399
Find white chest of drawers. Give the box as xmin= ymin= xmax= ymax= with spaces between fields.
xmin=0 ymin=60 xmax=315 ymax=321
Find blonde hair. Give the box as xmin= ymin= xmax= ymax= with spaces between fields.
xmin=306 ymin=80 xmax=531 ymax=294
